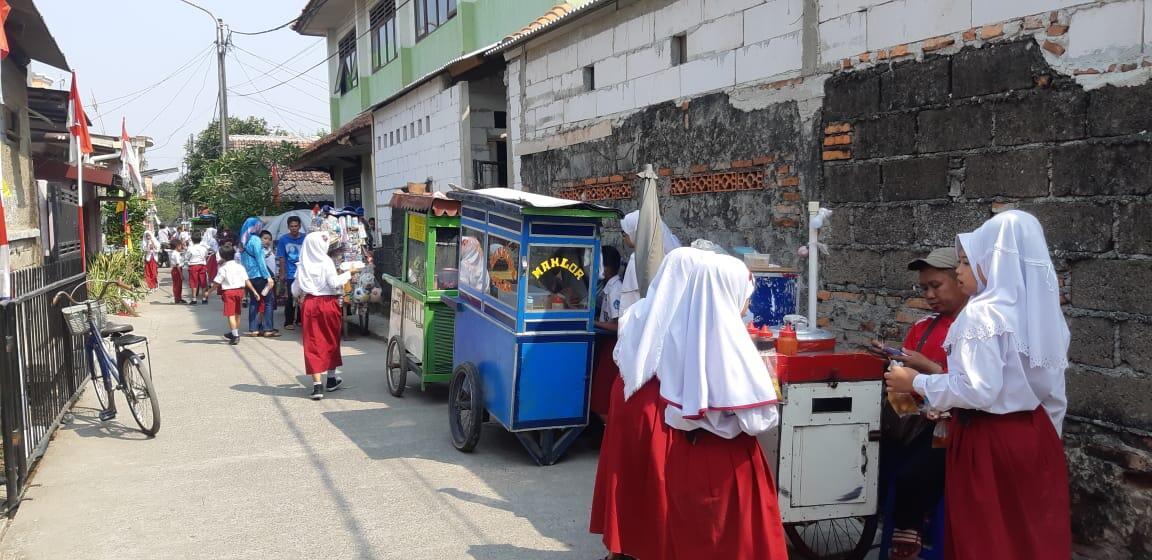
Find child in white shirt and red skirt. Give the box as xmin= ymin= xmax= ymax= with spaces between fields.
xmin=291 ymin=231 xmax=351 ymax=400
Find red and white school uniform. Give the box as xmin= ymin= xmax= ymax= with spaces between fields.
xmin=203 ymin=228 xmax=219 ymax=286
xmin=214 ymin=260 xmax=248 ymax=317
xmin=292 ymin=232 xmax=350 ymax=375
xmin=169 ymin=249 xmax=186 ymax=303
xmin=592 ymin=248 xmax=787 ymax=559
xmin=913 ymin=210 xmax=1071 ymax=560
xmin=142 ymin=233 xmax=159 ymax=289
xmin=186 ymin=244 xmax=209 ymax=291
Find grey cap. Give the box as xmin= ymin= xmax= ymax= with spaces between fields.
xmin=908 ymin=247 xmax=958 ymax=271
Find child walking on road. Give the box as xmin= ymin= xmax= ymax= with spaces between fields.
xmin=169 ymin=239 xmax=187 ymax=304
xmin=212 ymin=245 xmax=249 ymax=345
xmin=291 ymin=231 xmax=349 ymax=400
xmin=186 ymin=232 xmax=209 ymax=305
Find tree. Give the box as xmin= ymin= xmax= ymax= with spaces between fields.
xmin=180 ymin=116 xmax=272 ymax=202
xmin=102 ymin=196 xmax=149 ymax=249
xmin=152 ymin=181 xmax=182 ymax=224
xmin=190 ymin=141 xmax=303 ymax=230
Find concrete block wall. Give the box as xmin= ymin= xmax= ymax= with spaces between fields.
xmin=818 ymin=38 xmax=1152 ymax=559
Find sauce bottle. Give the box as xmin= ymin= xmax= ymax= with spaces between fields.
xmin=777 ymin=323 xmax=798 ymax=356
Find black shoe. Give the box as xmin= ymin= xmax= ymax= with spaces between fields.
xmin=224 ymin=332 xmax=236 ymax=341
xmin=190 ymin=300 xmax=197 ymax=305
xmin=310 ymin=385 xmax=324 ymax=400
xmin=99 ymin=409 xmax=117 ymax=422
xmin=326 ymin=376 xmax=344 ymax=392
xmin=229 ymin=336 xmax=239 ymax=346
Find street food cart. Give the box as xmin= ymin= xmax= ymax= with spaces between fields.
xmin=754 ymin=203 xmax=886 ymax=560
xmin=382 ymin=193 xmax=461 ymax=397
xmin=443 ymin=188 xmax=619 ymax=466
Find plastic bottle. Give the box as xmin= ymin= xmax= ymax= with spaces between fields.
xmin=777 ymin=323 xmax=798 ymax=356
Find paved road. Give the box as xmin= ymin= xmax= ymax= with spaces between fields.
xmin=0 ymin=280 xmax=605 ymax=559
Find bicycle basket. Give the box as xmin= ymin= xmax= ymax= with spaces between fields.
xmin=62 ymin=302 xmax=107 ymax=335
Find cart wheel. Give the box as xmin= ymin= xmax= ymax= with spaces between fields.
xmin=386 ymin=336 xmax=406 ymax=397
xmin=784 ymin=515 xmax=879 ymax=560
xmin=449 ymin=362 xmax=483 ymax=452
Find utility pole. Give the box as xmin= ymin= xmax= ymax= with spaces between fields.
xmin=216 ymin=18 xmax=229 ymax=154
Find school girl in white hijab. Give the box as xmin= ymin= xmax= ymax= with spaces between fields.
xmin=617 ymin=210 xmax=681 ymax=314
xmin=885 ymin=210 xmax=1070 ymax=560
xmin=291 ymin=231 xmax=351 ymax=400
xmin=458 ymin=235 xmax=489 ymax=293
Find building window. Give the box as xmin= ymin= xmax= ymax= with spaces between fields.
xmin=494 ymin=111 xmax=507 ymax=128
xmin=671 ymin=34 xmax=687 ymax=66
xmin=425 ymin=115 xmax=431 ymax=132
xmin=370 ymin=1 xmax=398 ymax=71
xmin=336 ymin=31 xmax=359 ymax=94
xmin=415 ymin=0 xmax=457 ymax=40
xmin=582 ymin=65 xmax=595 ymax=91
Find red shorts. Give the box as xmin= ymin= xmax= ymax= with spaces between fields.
xmin=188 ymin=264 xmax=207 ymax=290
xmin=221 ymin=288 xmax=244 ymax=316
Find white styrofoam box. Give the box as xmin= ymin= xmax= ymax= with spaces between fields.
xmin=971 ymin=0 xmax=1086 ymax=27
xmin=625 ymin=11 xmax=657 ymax=51
xmin=680 ymin=50 xmax=737 ymax=97
xmin=627 ymin=43 xmax=669 ymax=81
xmin=703 ymin=0 xmax=764 ymax=21
xmin=632 ymin=65 xmax=682 ymax=107
xmin=595 ymin=81 xmax=637 ymax=115
xmin=866 ymin=0 xmax=971 ymax=51
xmin=819 ymin=11 xmax=867 ymax=63
xmin=818 ymin=0 xmax=892 ymax=23
xmin=736 ymin=30 xmax=803 ymax=84
xmin=744 ymin=0 xmax=804 ymax=45
xmin=596 ymin=54 xmax=629 ymax=88
xmin=579 ymin=27 xmax=615 ymax=67
xmin=688 ymin=12 xmax=745 ymax=58
xmin=1065 ymin=0 xmax=1143 ymax=64
xmin=563 ymin=92 xmax=599 ymax=124
xmin=655 ymin=0 xmax=705 ymax=39
xmin=547 ymin=42 xmax=580 ymax=77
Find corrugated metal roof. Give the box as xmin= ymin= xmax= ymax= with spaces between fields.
xmin=484 ymin=0 xmax=614 ymax=57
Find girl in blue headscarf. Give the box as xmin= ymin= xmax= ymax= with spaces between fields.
xmin=238 ymin=216 xmax=278 ymax=336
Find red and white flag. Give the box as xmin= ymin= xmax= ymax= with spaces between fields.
xmin=69 ymin=72 xmax=93 ymax=156
xmin=121 ymin=118 xmax=143 ymax=191
xmin=0 ymin=0 xmax=12 ymax=61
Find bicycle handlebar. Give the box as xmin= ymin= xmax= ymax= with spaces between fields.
xmin=51 ymin=279 xmax=133 ymax=307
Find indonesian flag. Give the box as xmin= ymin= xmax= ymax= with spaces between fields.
xmin=120 ymin=119 xmax=143 ymax=191
xmin=0 ymin=0 xmax=11 ymax=61
xmin=69 ymin=72 xmax=93 ymax=155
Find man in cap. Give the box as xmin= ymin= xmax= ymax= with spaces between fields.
xmin=870 ymin=247 xmax=969 ymax=560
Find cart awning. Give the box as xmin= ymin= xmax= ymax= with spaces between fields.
xmin=388 ymin=192 xmax=461 ymax=216
xmin=448 ymin=188 xmax=622 ymax=218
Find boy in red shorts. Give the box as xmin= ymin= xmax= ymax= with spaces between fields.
xmin=212 ymin=245 xmax=251 ymax=345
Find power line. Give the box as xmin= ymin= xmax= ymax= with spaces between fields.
xmin=234 ymin=89 xmax=331 ymax=128
xmin=231 ymin=16 xmax=298 ymax=36
xmin=230 ymin=49 xmax=327 ymax=104
xmin=138 ymin=53 xmax=215 ymax=133
xmin=230 ymin=19 xmax=377 ymax=97
xmin=88 ymin=43 xmax=214 ymax=107
xmin=93 ymin=47 xmax=215 ymax=119
xmin=230 ymin=50 xmax=308 ymax=136
xmin=231 ymin=42 xmax=327 ymax=89
xmin=150 ymin=56 xmax=217 ymax=152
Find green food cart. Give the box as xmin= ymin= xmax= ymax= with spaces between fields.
xmin=383 ymin=193 xmax=461 ymax=397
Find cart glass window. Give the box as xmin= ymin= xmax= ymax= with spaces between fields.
xmin=526 ymin=245 xmax=592 ymax=311
xmin=434 ymin=227 xmax=459 ymax=290
xmin=487 ymin=234 xmax=520 ymax=307
xmin=459 ymin=227 xmax=488 ymax=294
xmin=405 ymin=213 xmax=427 ymax=286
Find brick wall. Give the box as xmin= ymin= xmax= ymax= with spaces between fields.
xmin=818 ymin=38 xmax=1152 ymax=558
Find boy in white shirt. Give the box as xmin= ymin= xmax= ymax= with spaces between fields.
xmin=212 ymin=245 xmax=252 ymax=345
xmin=595 ymin=246 xmax=623 ymax=331
xmin=186 ymin=231 xmax=210 ymax=305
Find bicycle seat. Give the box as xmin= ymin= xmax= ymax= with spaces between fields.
xmin=111 ymin=334 xmax=147 ymax=348
xmin=102 ymin=323 xmax=134 ymax=336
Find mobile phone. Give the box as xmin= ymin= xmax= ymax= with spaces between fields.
xmin=882 ymin=346 xmax=906 ymax=357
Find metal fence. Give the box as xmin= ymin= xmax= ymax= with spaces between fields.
xmin=1 ymin=257 xmax=87 ymax=513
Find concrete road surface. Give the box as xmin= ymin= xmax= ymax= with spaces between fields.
xmin=0 ymin=281 xmax=606 ymax=559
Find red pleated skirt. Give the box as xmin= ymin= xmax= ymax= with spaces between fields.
xmin=144 ymin=259 xmax=158 ymax=289
xmin=206 ymin=255 xmax=219 ymax=286
xmin=944 ymin=407 xmax=1070 ymax=560
xmin=589 ymin=333 xmax=618 ymax=418
xmin=590 ymin=376 xmax=671 ymax=559
xmin=301 ymin=295 xmax=343 ymax=375
xmin=665 ymin=427 xmax=789 ymax=559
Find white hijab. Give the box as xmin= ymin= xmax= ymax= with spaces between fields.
xmin=459 ymin=235 xmax=488 ymax=292
xmin=619 ymin=210 xmax=681 ymax=302
xmin=142 ymin=231 xmax=158 ymax=260
xmin=945 ymin=210 xmax=1069 ymax=370
xmin=292 ymin=231 xmax=350 ymax=297
xmin=201 ymin=227 xmax=219 ymax=253
xmin=614 ymin=247 xmax=780 ymax=438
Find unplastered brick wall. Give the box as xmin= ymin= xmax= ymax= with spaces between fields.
xmin=817 ymin=37 xmax=1152 ymax=558
xmin=520 ymin=90 xmax=816 ymax=264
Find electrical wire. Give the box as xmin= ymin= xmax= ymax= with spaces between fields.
xmin=231 ymin=16 xmax=297 ymax=36
xmin=93 ymin=47 xmax=215 ymax=119
xmin=138 ymin=53 xmax=215 ymax=133
xmin=233 ymin=89 xmax=331 ymax=129
xmin=88 ymin=43 xmax=214 ymax=107
xmin=229 ymin=40 xmax=325 ymax=89
xmin=229 ymin=46 xmax=327 ymax=103
xmin=230 ymin=19 xmax=378 ymax=97
xmin=229 ymin=50 xmax=310 ymax=136
xmin=149 ymin=55 xmax=217 ymax=152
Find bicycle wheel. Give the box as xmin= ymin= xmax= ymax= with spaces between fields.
xmin=118 ymin=350 xmax=161 ymax=436
xmin=87 ymin=345 xmax=111 ymax=411
xmin=784 ymin=515 xmax=879 ymax=560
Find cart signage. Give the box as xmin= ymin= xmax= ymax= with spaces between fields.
xmin=530 ymin=257 xmax=586 ymax=281
xmin=408 ymin=214 xmax=427 ymax=243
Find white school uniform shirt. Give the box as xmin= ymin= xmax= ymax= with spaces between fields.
xmin=186 ymin=244 xmax=209 ymax=266
xmin=599 ymin=275 xmax=622 ymax=323
xmin=214 ymin=260 xmax=249 ymax=290
xmin=168 ymin=248 xmax=185 ymax=268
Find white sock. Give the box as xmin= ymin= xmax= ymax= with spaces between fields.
xmin=313 ymin=381 xmax=322 ymax=386
xmin=230 ymin=329 xmax=238 ymax=336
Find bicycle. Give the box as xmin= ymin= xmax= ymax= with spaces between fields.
xmin=53 ymin=279 xmax=161 ymax=436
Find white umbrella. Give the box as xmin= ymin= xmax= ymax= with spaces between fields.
xmin=633 ymin=164 xmax=666 ymax=297
xmin=262 ymin=209 xmax=316 ymax=240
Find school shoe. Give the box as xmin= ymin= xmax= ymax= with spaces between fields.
xmin=326 ymin=376 xmax=344 ymax=392
xmin=229 ymin=336 xmax=239 ymax=346
xmin=190 ymin=301 xmax=197 ymax=305
xmin=310 ymin=385 xmax=324 ymax=400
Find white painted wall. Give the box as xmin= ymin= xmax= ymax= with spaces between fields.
xmin=372 ymin=78 xmax=466 ymax=233
xmin=505 ymin=0 xmax=1152 ymax=188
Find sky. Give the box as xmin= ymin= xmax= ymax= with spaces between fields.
xmin=31 ymin=0 xmax=332 ymax=178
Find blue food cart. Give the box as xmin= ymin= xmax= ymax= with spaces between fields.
xmin=443 ymin=188 xmax=620 ymax=465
